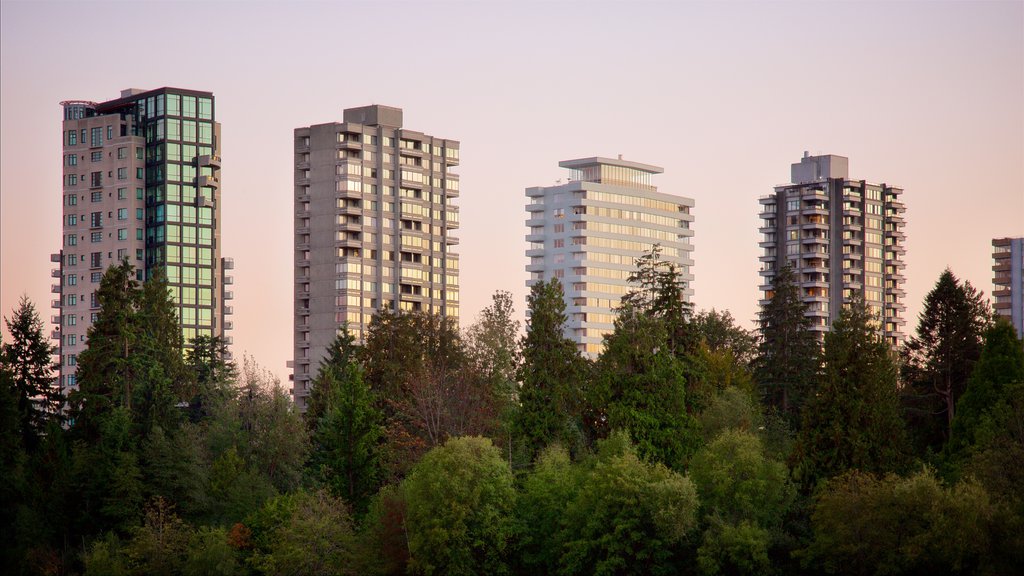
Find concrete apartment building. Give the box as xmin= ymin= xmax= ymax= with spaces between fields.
xmin=292 ymin=105 xmax=460 ymax=410
xmin=54 ymin=88 xmax=233 ymax=393
xmin=525 ymin=157 xmax=695 ymax=358
xmin=758 ymin=152 xmax=906 ymax=347
xmin=992 ymin=237 xmax=1024 ymax=339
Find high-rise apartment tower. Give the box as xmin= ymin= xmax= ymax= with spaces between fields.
xmin=54 ymin=88 xmax=233 ymax=394
xmin=526 ymin=157 xmax=695 ymax=358
xmin=758 ymin=152 xmax=906 ymax=346
xmin=292 ymin=105 xmax=460 ymax=410
xmin=992 ymin=237 xmax=1024 ymax=339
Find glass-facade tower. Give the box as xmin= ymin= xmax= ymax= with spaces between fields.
xmin=54 ymin=87 xmax=232 ymax=393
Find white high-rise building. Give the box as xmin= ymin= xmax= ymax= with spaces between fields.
xmin=525 ymin=156 xmax=695 ymax=357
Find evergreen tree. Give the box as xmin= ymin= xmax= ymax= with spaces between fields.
xmin=466 ymin=290 xmax=521 ymax=418
xmin=947 ymin=320 xmax=1024 ymax=461
xmin=2 ymin=296 xmax=60 ymax=446
xmin=305 ymin=327 xmax=361 ymax=429
xmin=754 ymin=264 xmax=819 ymax=424
xmin=902 ymin=269 xmax=989 ymax=451
xmin=592 ymin=302 xmax=701 ymax=470
xmin=515 ymin=279 xmax=589 ymax=460
xmin=185 ymin=335 xmax=237 ymax=421
xmin=309 ymin=362 xmax=383 ymax=515
xmin=796 ymin=299 xmax=906 ymax=487
xmin=620 ymin=245 xmax=695 ymax=356
xmin=691 ymin=308 xmax=758 ymax=368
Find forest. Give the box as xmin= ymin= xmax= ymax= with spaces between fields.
xmin=1 ymin=251 xmax=1021 ymax=576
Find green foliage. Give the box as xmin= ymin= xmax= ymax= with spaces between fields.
xmin=699 ymin=386 xmax=763 ymax=443
xmin=466 ymin=290 xmax=522 ymax=438
xmin=697 ymin=518 xmax=772 ymax=576
xmin=403 ymin=436 xmax=515 ymax=576
xmin=306 ymin=327 xmax=361 ymax=428
xmin=947 ymin=320 xmax=1024 ymax=461
xmin=516 ymin=279 xmax=589 ymax=460
xmin=691 ymin=430 xmax=793 ymax=527
xmin=310 ymin=363 xmax=384 ymax=515
xmin=83 ymin=532 xmax=129 ymax=576
xmin=902 ymin=268 xmax=990 ymax=452
xmin=620 ymin=245 xmax=695 ymax=355
xmin=803 ymin=468 xmax=999 ymax=575
xmin=357 ymin=484 xmax=410 ymax=576
xmin=123 ymin=497 xmax=190 ymax=576
xmin=250 ymin=489 xmax=357 ymax=576
xmin=1 ymin=295 xmax=60 ymax=448
xmin=559 ymin=432 xmax=699 ymax=576
xmin=796 ymin=299 xmax=906 ymax=487
xmin=515 ymin=444 xmax=583 ymax=573
xmin=185 ymin=335 xmax=238 ymax=421
xmin=183 ymin=526 xmax=238 ymax=576
xmin=754 ymin=265 xmax=819 ymax=424
xmin=593 ymin=305 xmax=701 ymax=469
xmin=691 ymin=308 xmax=758 ymax=368
xmin=237 ymin=358 xmax=308 ymax=492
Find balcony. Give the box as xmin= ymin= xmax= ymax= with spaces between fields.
xmin=51 ymin=299 xmax=61 ymax=309
xmin=51 ymin=284 xmax=61 ymax=293
xmin=198 ymin=154 xmax=221 ymax=169
xmin=223 ymin=257 xmax=234 ymax=270
xmin=224 ymin=290 xmax=234 ymax=300
xmin=50 ymin=329 xmax=60 ymax=340
xmin=223 ymin=305 xmax=234 ymax=315
xmin=223 ymin=276 xmax=234 ymax=285
xmin=223 ymin=320 xmax=234 ymax=331
xmin=51 ymin=269 xmax=61 ymax=278
xmin=50 ymin=253 xmax=62 ymax=263
xmin=51 ymin=315 xmax=61 ymax=324
xmin=446 ymin=236 xmax=460 ymax=246
xmin=197 ymin=174 xmax=219 ymax=189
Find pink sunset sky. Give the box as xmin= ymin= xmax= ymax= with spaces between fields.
xmin=2 ymin=0 xmax=1022 ymax=381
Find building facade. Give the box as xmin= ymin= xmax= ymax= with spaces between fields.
xmin=526 ymin=157 xmax=695 ymax=357
xmin=54 ymin=87 xmax=233 ymax=394
xmin=292 ymin=105 xmax=460 ymax=410
xmin=758 ymin=152 xmax=906 ymax=346
xmin=992 ymin=237 xmax=1024 ymax=339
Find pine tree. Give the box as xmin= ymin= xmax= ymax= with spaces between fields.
xmin=796 ymin=299 xmax=906 ymax=487
xmin=1 ymin=296 xmax=60 ymax=447
xmin=306 ymin=327 xmax=361 ymax=429
xmin=515 ymin=279 xmax=588 ymax=460
xmin=902 ymin=269 xmax=990 ymax=451
xmin=754 ymin=264 xmax=819 ymax=424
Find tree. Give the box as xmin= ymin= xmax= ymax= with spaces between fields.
xmin=185 ymin=335 xmax=237 ymax=421
xmin=515 ymin=444 xmax=584 ymax=574
xmin=559 ymin=432 xmax=699 ymax=576
xmin=310 ymin=363 xmax=383 ymax=515
xmin=690 ymin=430 xmax=794 ymax=575
xmin=947 ymin=320 xmax=1024 ymax=460
xmin=250 ymin=489 xmax=357 ymax=576
xmin=802 ymin=469 xmax=998 ymax=575
xmin=403 ymin=436 xmax=516 ymax=576
xmin=593 ymin=303 xmax=701 ymax=470
xmin=515 ymin=279 xmax=589 ymax=460
xmin=620 ymin=245 xmax=695 ymax=356
xmin=237 ymin=358 xmax=308 ymax=493
xmin=902 ymin=269 xmax=989 ymax=451
xmin=306 ymin=327 xmax=362 ymax=428
xmin=692 ymin=308 xmax=758 ymax=368
xmin=2 ymin=296 xmax=60 ymax=446
xmin=465 ymin=290 xmax=521 ymax=427
xmin=796 ymin=299 xmax=906 ymax=487
xmin=754 ymin=265 xmax=819 ymax=423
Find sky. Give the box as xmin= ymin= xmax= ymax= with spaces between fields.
xmin=2 ymin=0 xmax=1022 ymax=382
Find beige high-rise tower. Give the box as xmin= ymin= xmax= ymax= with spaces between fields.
xmin=53 ymin=88 xmax=233 ymax=393
xmin=291 ymin=105 xmax=460 ymax=411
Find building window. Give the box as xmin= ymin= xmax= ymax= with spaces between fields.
xmin=90 ymin=151 xmax=102 ymax=162
xmin=66 ymin=214 xmax=77 ymax=226
xmin=136 ymin=167 xmax=144 ymax=180
xmin=67 ymin=274 xmax=77 ymax=286
xmin=90 ymin=172 xmax=102 ymax=187
xmin=117 ymin=208 xmax=128 ymax=220
xmin=67 ymin=194 xmax=78 ymax=206
xmin=117 ymin=229 xmax=128 ymax=241
xmin=117 ymin=167 xmax=127 ymax=180
xmin=90 ymin=191 xmax=101 ymax=202
xmin=90 ymin=127 xmax=102 ymax=147
xmin=66 ymin=174 xmax=77 ymax=187
xmin=90 ymin=212 xmax=102 ymax=227
xmin=91 ymin=272 xmax=101 ymax=283
xmin=67 ymin=130 xmax=77 ymax=146
xmin=67 ymin=154 xmax=78 ymax=166
xmin=90 ymin=232 xmax=101 ymax=243
xmin=90 ymin=252 xmax=102 ymax=269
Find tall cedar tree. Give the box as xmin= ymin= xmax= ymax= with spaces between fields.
xmin=515 ymin=279 xmax=589 ymax=460
xmin=619 ymin=245 xmax=695 ymax=356
xmin=947 ymin=320 xmax=1024 ymax=460
xmin=72 ymin=263 xmax=189 ymax=438
xmin=305 ymin=326 xmax=361 ymax=428
xmin=902 ymin=269 xmax=989 ymax=451
xmin=2 ymin=296 xmax=60 ymax=447
xmin=307 ymin=329 xmax=383 ymax=514
xmin=185 ymin=335 xmax=238 ymax=421
xmin=755 ymin=264 xmax=819 ymax=424
xmin=593 ymin=303 xmax=700 ymax=470
xmin=796 ymin=299 xmax=906 ymax=487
